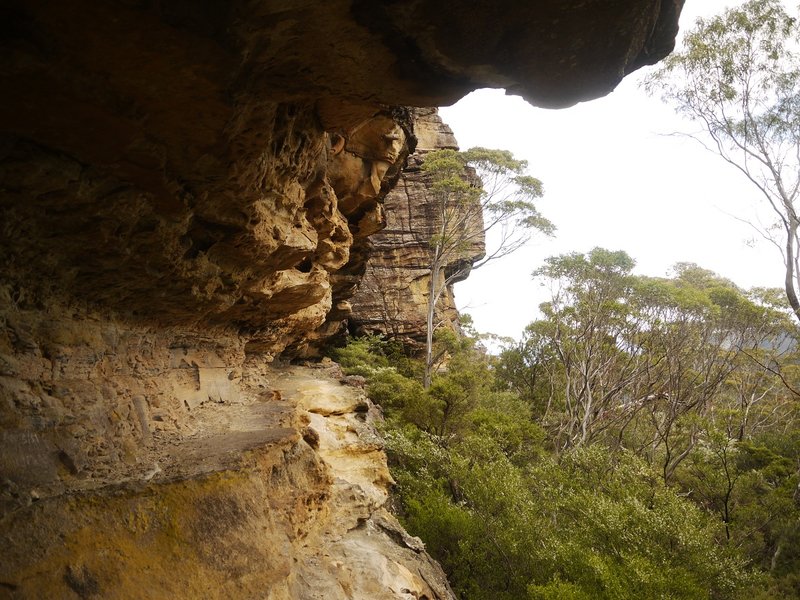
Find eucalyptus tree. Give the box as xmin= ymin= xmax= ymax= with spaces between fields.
xmin=527 ymin=248 xmax=652 ymax=450
xmin=627 ymin=265 xmax=789 ymax=482
xmin=500 ymin=249 xmax=795 ymax=473
xmin=420 ymin=147 xmax=552 ymax=388
xmin=647 ymin=0 xmax=800 ymax=322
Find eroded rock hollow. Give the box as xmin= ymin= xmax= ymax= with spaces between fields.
xmin=0 ymin=0 xmax=683 ymax=597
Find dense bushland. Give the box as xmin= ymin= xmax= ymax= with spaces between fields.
xmin=331 ymin=250 xmax=800 ymax=599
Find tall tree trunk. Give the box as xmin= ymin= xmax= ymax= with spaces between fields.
xmin=784 ymin=219 xmax=800 ymax=324
xmin=424 ymin=258 xmax=440 ymax=389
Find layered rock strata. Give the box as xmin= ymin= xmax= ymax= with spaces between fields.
xmin=1 ymin=359 xmax=454 ymax=599
xmin=349 ymin=109 xmax=482 ymax=344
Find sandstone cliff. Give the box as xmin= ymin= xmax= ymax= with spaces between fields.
xmin=1 ymin=359 xmax=453 ymax=598
xmin=348 ymin=109 xmax=481 ymax=344
xmin=0 ymin=1 xmax=684 ymax=597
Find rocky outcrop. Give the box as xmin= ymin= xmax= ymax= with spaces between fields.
xmin=349 ymin=109 xmax=481 ymax=344
xmin=0 ymin=0 xmax=681 ymax=111
xmin=0 ymin=0 xmax=684 ymax=354
xmin=0 ymin=1 xmax=684 ymax=597
xmin=1 ymin=358 xmax=454 ymax=599
xmin=0 ymin=107 xmax=412 ymax=360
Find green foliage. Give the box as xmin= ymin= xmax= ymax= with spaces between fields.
xmin=467 ymin=392 xmax=545 ymax=467
xmin=368 ymin=369 xmax=425 ymax=415
xmin=330 ymin=227 xmax=800 ymax=598
xmin=330 ymin=334 xmax=390 ymax=377
xmin=731 ymin=432 xmax=800 ymax=594
xmin=499 ymin=247 xmax=797 ymax=471
xmin=420 ymin=146 xmax=553 ymax=389
xmin=332 ymin=313 xmax=774 ymax=599
xmin=328 ymin=8 xmax=800 ymax=590
xmin=522 ymin=448 xmax=751 ymax=600
xmin=389 ymin=423 xmax=751 ymax=600
xmin=332 ymin=334 xmax=419 ymax=379
xmin=649 ymin=0 xmax=799 ymax=136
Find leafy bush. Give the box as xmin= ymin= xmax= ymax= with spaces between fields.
xmin=327 ymin=328 xmax=789 ymax=598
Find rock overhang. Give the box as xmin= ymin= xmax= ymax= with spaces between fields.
xmin=0 ymin=0 xmax=684 ymax=348
xmin=0 ymin=2 xmax=687 ymax=595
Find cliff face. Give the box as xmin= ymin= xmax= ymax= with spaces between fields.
xmin=0 ymin=0 xmax=684 ymax=596
xmin=0 ymin=105 xmax=411 ymax=360
xmin=0 ymin=0 xmax=683 ymax=354
xmin=349 ymin=109 xmax=481 ymax=344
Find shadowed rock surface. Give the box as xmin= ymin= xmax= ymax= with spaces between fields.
xmin=0 ymin=0 xmax=682 ymax=352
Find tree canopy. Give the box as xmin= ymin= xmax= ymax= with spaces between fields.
xmin=647 ymin=0 xmax=800 ymax=322
xmin=420 ymin=147 xmax=552 ymax=388
xmin=331 ymin=248 xmax=800 ymax=599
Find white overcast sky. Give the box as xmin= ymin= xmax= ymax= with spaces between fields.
xmin=442 ymin=0 xmax=788 ymax=342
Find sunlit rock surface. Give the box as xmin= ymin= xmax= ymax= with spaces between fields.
xmin=1 ymin=362 xmax=454 ymax=599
